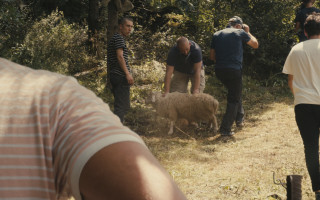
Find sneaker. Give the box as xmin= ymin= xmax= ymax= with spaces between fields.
xmin=220 ymin=131 xmax=235 ymax=136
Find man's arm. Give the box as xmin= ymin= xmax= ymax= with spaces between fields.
xmin=288 ymin=74 xmax=294 ymax=95
xmin=246 ymin=33 xmax=259 ymax=49
xmin=116 ymin=48 xmax=134 ymax=85
xmin=79 ymin=142 xmax=187 ymax=200
xmin=209 ymin=49 xmax=216 ymax=62
xmin=192 ymin=61 xmax=202 ymax=94
xmin=243 ymin=24 xmax=259 ymax=49
xmin=163 ymin=65 xmax=174 ymax=96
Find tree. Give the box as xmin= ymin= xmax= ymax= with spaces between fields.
xmin=107 ymin=0 xmax=134 ymax=41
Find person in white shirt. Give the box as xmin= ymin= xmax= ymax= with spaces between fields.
xmin=283 ymin=13 xmax=320 ymax=200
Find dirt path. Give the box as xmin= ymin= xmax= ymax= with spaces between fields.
xmin=68 ymin=101 xmax=312 ymax=200
xmin=144 ymin=102 xmax=314 ymax=200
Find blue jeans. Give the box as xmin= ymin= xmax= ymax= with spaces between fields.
xmin=215 ymin=68 xmax=244 ymax=133
xmin=295 ymin=104 xmax=320 ymax=191
xmin=110 ymin=74 xmax=130 ymax=123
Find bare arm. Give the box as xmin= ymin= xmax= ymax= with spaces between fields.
xmin=164 ymin=65 xmax=175 ymax=95
xmin=246 ymin=33 xmax=259 ymax=49
xmin=192 ymin=61 xmax=202 ymax=94
xmin=116 ymin=48 xmax=134 ymax=85
xmin=209 ymin=49 xmax=216 ymax=62
xmin=79 ymin=142 xmax=187 ymax=200
xmin=288 ymin=74 xmax=294 ymax=95
xmin=243 ymin=24 xmax=259 ymax=49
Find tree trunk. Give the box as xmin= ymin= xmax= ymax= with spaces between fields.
xmin=88 ymin=0 xmax=100 ymax=36
xmin=107 ymin=0 xmax=119 ymax=42
xmin=100 ymin=0 xmax=110 ymax=35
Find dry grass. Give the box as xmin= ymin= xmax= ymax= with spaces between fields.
xmin=70 ymin=72 xmax=314 ymax=200
xmin=128 ymin=76 xmax=315 ymax=200
xmin=140 ymin=102 xmax=313 ymax=200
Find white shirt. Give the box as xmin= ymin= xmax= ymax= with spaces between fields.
xmin=283 ymin=39 xmax=320 ymax=105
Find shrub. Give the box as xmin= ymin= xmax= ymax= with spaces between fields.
xmin=132 ymin=60 xmax=166 ymax=85
xmin=0 ymin=1 xmax=32 ymax=58
xmin=10 ymin=9 xmax=99 ymax=76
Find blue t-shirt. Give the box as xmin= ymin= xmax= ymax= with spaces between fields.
xmin=166 ymin=40 xmax=203 ymax=74
xmin=210 ymin=28 xmax=251 ymax=70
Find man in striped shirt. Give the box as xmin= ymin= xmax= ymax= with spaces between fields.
xmin=107 ymin=16 xmax=134 ymax=123
xmin=0 ymin=58 xmax=187 ymax=200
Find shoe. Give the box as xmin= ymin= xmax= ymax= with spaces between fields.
xmin=236 ymin=121 xmax=244 ymax=128
xmin=220 ymin=131 xmax=235 ymax=136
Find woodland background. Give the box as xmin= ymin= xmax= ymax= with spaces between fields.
xmin=0 ymin=1 xmax=316 ymax=199
xmin=0 ymin=0 xmax=305 ymax=93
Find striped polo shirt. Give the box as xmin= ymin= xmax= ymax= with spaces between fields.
xmin=107 ymin=33 xmax=131 ymax=76
xmin=0 ymin=58 xmax=146 ymax=199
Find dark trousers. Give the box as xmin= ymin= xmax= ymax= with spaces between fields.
xmin=215 ymin=68 xmax=244 ymax=133
xmin=295 ymin=104 xmax=320 ymax=191
xmin=110 ymin=74 xmax=130 ymax=123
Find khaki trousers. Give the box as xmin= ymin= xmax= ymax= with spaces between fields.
xmin=170 ymin=69 xmax=205 ymax=93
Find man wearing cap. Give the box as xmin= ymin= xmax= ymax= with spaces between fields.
xmin=209 ymin=16 xmax=259 ymax=136
xmin=163 ymin=37 xmax=205 ymax=96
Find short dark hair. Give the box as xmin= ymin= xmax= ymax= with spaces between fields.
xmin=228 ymin=16 xmax=243 ymax=27
xmin=304 ymin=13 xmax=320 ymax=37
xmin=118 ymin=16 xmax=133 ymax=25
xmin=302 ymin=0 xmax=315 ymax=4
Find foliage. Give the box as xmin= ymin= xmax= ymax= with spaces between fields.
xmin=10 ymin=10 xmax=100 ymax=76
xmin=130 ymin=0 xmax=301 ymax=81
xmin=23 ymin=0 xmax=89 ymax=23
xmin=0 ymin=0 xmax=32 ymax=58
xmin=128 ymin=22 xmax=177 ymax=63
xmin=2 ymin=0 xmax=303 ymax=83
xmin=132 ymin=60 xmax=166 ymax=85
xmin=240 ymin=0 xmax=299 ymax=80
xmin=1 ymin=3 xmax=108 ymax=103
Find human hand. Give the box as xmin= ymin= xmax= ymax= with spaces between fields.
xmin=242 ymin=24 xmax=250 ymax=33
xmin=162 ymin=92 xmax=168 ymax=97
xmin=192 ymin=89 xmax=199 ymax=95
xmin=126 ymin=73 xmax=134 ymax=85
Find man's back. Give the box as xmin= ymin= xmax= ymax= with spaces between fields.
xmin=167 ymin=40 xmax=202 ymax=74
xmin=211 ymin=27 xmax=250 ymax=69
xmin=283 ymin=39 xmax=320 ymax=105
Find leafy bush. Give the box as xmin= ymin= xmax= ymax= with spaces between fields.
xmin=130 ymin=0 xmax=301 ymax=81
xmin=132 ymin=60 xmax=165 ymax=85
xmin=10 ymin=10 xmax=99 ymax=76
xmin=240 ymin=0 xmax=298 ymax=80
xmin=128 ymin=19 xmax=177 ymax=64
xmin=0 ymin=1 xmax=32 ymax=58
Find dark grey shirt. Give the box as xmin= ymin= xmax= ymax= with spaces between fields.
xmin=107 ymin=33 xmax=131 ymax=77
xmin=211 ymin=27 xmax=251 ymax=70
xmin=166 ymin=40 xmax=203 ymax=74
